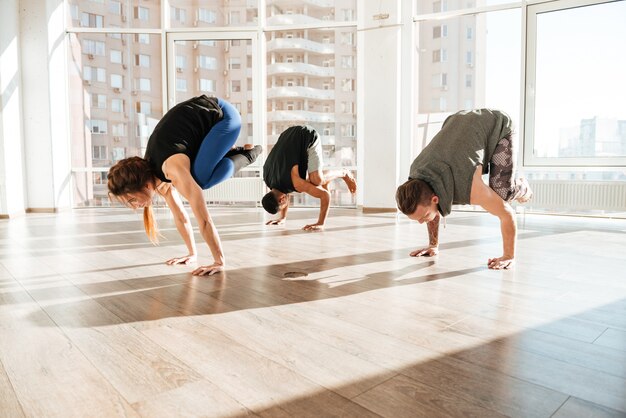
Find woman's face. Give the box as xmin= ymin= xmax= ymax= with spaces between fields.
xmin=122 ymin=187 xmax=154 ymax=209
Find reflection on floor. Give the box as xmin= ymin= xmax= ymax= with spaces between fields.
xmin=1 ymin=207 xmax=625 ymax=417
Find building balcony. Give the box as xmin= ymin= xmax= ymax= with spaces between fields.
xmin=267 ymin=62 xmax=334 ymax=78
xmin=267 ymin=38 xmax=335 ymax=54
xmin=266 ymin=14 xmax=325 ymax=26
xmin=267 ymin=86 xmax=334 ymax=101
xmin=268 ymin=0 xmax=335 ymax=10
xmin=267 ymin=110 xmax=335 ymax=123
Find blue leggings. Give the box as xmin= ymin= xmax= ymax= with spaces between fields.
xmin=191 ymin=98 xmax=241 ymax=189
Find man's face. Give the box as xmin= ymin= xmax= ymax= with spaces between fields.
xmin=278 ymin=193 xmax=289 ymax=210
xmin=408 ymin=196 xmax=439 ymax=224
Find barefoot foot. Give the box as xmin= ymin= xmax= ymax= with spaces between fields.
xmin=343 ymin=171 xmax=357 ymax=194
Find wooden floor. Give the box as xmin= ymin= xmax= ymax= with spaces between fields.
xmin=0 ymin=207 xmax=625 ymax=418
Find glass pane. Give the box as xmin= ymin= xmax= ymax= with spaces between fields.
xmin=67 ymin=0 xmax=161 ymax=29
xmin=532 ymin=1 xmax=626 ymax=159
xmin=414 ymin=9 xmax=520 ymax=156
xmin=266 ymin=28 xmax=357 ymax=207
xmin=68 ymin=33 xmax=162 ymax=207
xmin=267 ymin=0 xmax=356 ymax=25
xmin=169 ymin=1 xmax=259 ymax=28
xmin=173 ymin=38 xmax=255 ymax=152
xmin=415 ymin=0 xmax=514 ymax=15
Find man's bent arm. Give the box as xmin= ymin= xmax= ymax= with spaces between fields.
xmin=427 ymin=214 xmax=441 ymax=248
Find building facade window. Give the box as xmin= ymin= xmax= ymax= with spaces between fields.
xmin=111 ymin=98 xmax=123 ymax=113
xmin=229 ymin=58 xmax=241 ymax=70
xmin=113 ymin=76 xmax=124 ymax=90
xmin=198 ymin=55 xmax=217 ymax=70
xmin=135 ymin=54 xmax=150 ymax=67
xmin=91 ymin=94 xmax=107 ymax=108
xmin=81 ymin=13 xmax=103 ymax=28
xmin=134 ymin=6 xmax=149 ymax=21
xmin=136 ymin=78 xmax=151 ymax=91
xmin=199 ymin=79 xmax=215 ymax=92
xmin=135 ymin=34 xmax=150 ymax=44
xmin=82 ymin=39 xmax=106 ymax=56
xmin=136 ymin=101 xmax=151 ymax=115
xmin=176 ymin=55 xmax=186 ymax=69
xmin=84 ymin=66 xmax=106 ymax=83
xmin=198 ymin=9 xmax=216 ymax=23
xmin=89 ymin=121 xmax=108 ymax=135
xmin=110 ymin=49 xmax=122 ymax=64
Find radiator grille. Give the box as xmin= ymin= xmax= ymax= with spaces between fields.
xmin=202 ymin=178 xmax=266 ymax=203
xmin=527 ymin=181 xmax=626 ymax=211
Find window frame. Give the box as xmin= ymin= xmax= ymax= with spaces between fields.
xmin=524 ymin=0 xmax=626 ymax=167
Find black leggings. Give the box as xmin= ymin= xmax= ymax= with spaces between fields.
xmin=489 ymin=134 xmax=531 ymax=202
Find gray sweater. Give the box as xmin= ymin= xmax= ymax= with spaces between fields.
xmin=409 ymin=109 xmax=512 ymax=216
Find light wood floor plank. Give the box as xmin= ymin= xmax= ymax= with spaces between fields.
xmin=0 ymin=357 xmax=25 ymax=418
xmin=353 ymin=373 xmax=507 ymax=418
xmin=594 ymin=328 xmax=626 ymax=352
xmin=132 ymin=380 xmax=259 ymax=418
xmin=0 ymin=285 xmax=139 ymax=417
xmin=552 ymin=396 xmax=626 ymax=418
xmin=1 ymin=208 xmax=625 ymax=417
xmin=139 ymin=319 xmax=380 ymax=417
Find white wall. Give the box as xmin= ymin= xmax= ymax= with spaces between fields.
xmin=358 ymin=0 xmax=412 ymax=211
xmin=20 ymin=0 xmax=72 ymax=212
xmin=0 ymin=0 xmax=26 ymax=217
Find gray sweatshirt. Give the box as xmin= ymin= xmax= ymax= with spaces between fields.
xmin=408 ymin=109 xmax=512 ymax=216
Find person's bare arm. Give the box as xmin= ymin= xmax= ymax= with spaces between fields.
xmin=410 ymin=213 xmax=441 ymax=257
xmin=164 ymin=154 xmax=225 ymax=276
xmin=470 ymin=166 xmax=516 ymax=269
xmin=158 ymin=182 xmax=197 ymax=265
xmin=292 ymin=167 xmax=330 ymax=230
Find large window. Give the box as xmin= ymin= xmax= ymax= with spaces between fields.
xmin=413 ymin=9 xmax=521 ymax=158
xmin=67 ymin=32 xmax=162 ymax=206
xmin=525 ymin=0 xmax=626 ymax=166
xmin=68 ymin=1 xmax=357 ymax=208
xmin=266 ymin=27 xmax=357 ymax=207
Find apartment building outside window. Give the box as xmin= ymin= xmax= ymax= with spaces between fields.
xmin=89 ymin=120 xmax=107 ymax=135
xmin=199 ymin=79 xmax=215 ymax=92
xmin=198 ymin=9 xmax=216 ymax=24
xmin=136 ymin=101 xmax=151 ymax=115
xmin=111 ymin=98 xmax=123 ymax=113
xmin=81 ymin=13 xmax=103 ymax=28
xmin=135 ymin=34 xmax=150 ymax=44
xmin=135 ymin=6 xmax=149 ymax=21
xmin=82 ymin=39 xmax=105 ymax=56
xmin=199 ymin=55 xmax=217 ymax=70
xmin=84 ymin=66 xmax=106 ymax=83
xmin=110 ymin=49 xmax=122 ymax=64
xmin=91 ymin=94 xmax=106 ymax=109
xmin=111 ymin=74 xmax=124 ymax=89
xmin=91 ymin=145 xmax=107 ymax=160
xmin=171 ymin=7 xmax=186 ymax=23
xmin=68 ymin=0 xmax=357 ymax=208
xmin=135 ymin=54 xmax=150 ymax=67
xmin=176 ymin=55 xmax=186 ymax=70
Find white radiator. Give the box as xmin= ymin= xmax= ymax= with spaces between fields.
xmin=527 ymin=181 xmax=626 ymax=211
xmin=202 ymin=177 xmax=266 ymax=203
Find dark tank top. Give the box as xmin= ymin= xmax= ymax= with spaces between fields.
xmin=144 ymin=95 xmax=223 ymax=182
xmin=263 ymin=125 xmax=317 ymax=193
